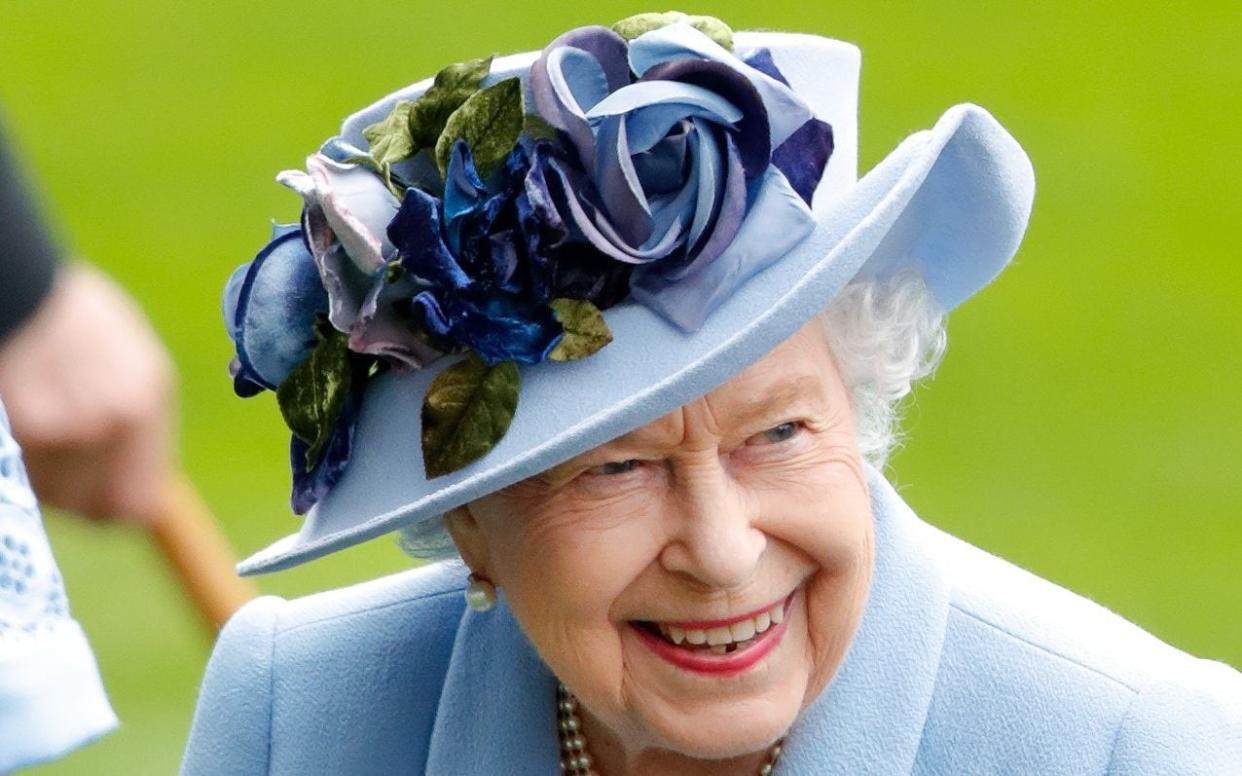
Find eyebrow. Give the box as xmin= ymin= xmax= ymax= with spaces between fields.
xmin=598 ymin=372 xmax=832 ymax=455
xmin=540 ymin=374 xmax=830 ymax=481
xmin=724 ymin=373 xmax=831 ymax=427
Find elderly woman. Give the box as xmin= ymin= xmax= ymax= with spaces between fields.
xmin=183 ymin=14 xmax=1241 ymax=775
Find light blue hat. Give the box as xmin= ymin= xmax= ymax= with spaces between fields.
xmin=233 ymin=18 xmax=1034 ymax=575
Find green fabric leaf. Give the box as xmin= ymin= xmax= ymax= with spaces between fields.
xmin=611 ymin=12 xmax=734 ymax=50
xmin=384 ymin=259 xmax=405 ymax=283
xmin=362 ymin=101 xmax=417 ymax=169
xmin=344 ymin=153 xmax=384 ymax=175
xmin=361 ymin=55 xmax=492 ymax=178
xmin=421 ymin=355 xmax=520 ymax=478
xmin=408 ymin=55 xmax=494 ymax=150
xmin=276 ymin=329 xmax=353 ymax=471
xmin=548 ymin=299 xmax=613 ymax=362
xmin=434 ymin=77 xmax=524 ymax=178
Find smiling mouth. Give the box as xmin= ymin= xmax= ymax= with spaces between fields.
xmin=634 ymin=596 xmax=788 ymax=654
xmin=628 ymin=591 xmax=796 ymax=674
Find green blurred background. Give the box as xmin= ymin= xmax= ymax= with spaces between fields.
xmin=1 ymin=0 xmax=1238 ymax=772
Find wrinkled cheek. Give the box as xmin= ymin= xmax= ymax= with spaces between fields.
xmin=802 ymin=547 xmax=872 ymax=700
xmin=498 ymin=543 xmax=625 ymax=640
xmin=512 ymin=598 xmax=628 ymax=702
xmin=757 ymin=488 xmax=870 ymax=575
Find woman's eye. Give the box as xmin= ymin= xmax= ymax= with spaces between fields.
xmin=747 ymin=422 xmax=799 ymax=446
xmin=589 ymin=459 xmax=640 ymax=476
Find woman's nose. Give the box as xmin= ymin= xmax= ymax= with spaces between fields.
xmin=657 ymin=458 xmax=765 ymax=590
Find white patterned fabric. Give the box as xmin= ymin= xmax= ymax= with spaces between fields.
xmin=0 ymin=398 xmax=116 ymax=771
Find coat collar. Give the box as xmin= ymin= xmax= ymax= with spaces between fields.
xmin=778 ymin=466 xmax=951 ymax=773
xmin=424 ymin=590 xmax=560 ymax=773
xmin=425 ymin=465 xmax=950 ymax=774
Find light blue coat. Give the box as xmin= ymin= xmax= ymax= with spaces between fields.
xmin=182 ymin=469 xmax=1242 ymax=774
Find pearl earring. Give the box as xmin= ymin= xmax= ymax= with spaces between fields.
xmin=465 ymin=573 xmax=497 ymax=612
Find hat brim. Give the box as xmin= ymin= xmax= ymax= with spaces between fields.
xmin=238 ymin=102 xmax=1034 ymax=575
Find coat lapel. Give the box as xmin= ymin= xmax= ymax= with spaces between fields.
xmin=424 ymin=595 xmax=560 ymax=775
xmin=780 ymin=466 xmax=951 ymax=774
xmin=425 ymin=465 xmax=949 ymax=775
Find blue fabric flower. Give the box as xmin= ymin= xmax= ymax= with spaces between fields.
xmin=520 ymin=142 xmax=634 ymax=309
xmin=530 ymin=22 xmax=832 ymax=331
xmin=388 ymin=141 xmax=564 ymax=365
xmin=222 ymin=223 xmax=328 ymax=395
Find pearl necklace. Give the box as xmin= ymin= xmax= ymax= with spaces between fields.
xmin=556 ymin=682 xmax=784 ymax=775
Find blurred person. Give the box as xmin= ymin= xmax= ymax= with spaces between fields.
xmin=0 ymin=109 xmax=175 ymax=767
xmin=0 ymin=111 xmax=175 ymax=523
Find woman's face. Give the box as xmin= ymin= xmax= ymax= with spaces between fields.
xmin=448 ymin=318 xmax=874 ymax=761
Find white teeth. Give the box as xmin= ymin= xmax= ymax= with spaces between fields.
xmin=651 ymin=596 xmax=790 ymax=649
xmin=710 ymin=644 xmax=727 ymax=655
xmin=729 ymin=618 xmax=756 ymax=642
xmin=706 ymin=626 xmax=733 ymax=646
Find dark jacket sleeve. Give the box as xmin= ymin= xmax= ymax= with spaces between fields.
xmin=0 ymin=114 xmax=63 ymax=342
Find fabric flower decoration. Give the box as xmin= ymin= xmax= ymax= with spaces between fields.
xmin=279 ymin=152 xmax=441 ymax=369
xmin=221 ymin=12 xmax=841 ymax=504
xmin=388 ymin=141 xmax=561 ymax=365
xmin=389 ymin=139 xmax=630 ymax=365
xmin=530 ymin=22 xmax=833 ymax=330
xmin=222 ymin=223 xmax=328 ymax=395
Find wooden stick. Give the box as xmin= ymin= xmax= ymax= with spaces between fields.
xmin=148 ymin=472 xmax=258 ymax=631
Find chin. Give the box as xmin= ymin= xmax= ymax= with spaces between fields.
xmin=635 ymin=680 xmax=805 ymax=761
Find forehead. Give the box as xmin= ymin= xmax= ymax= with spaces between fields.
xmin=717 ymin=319 xmax=837 ymax=399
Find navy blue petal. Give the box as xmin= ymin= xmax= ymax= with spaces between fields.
xmin=641 ymin=58 xmax=770 ymax=180
xmin=486 ymin=231 xmax=524 ymax=294
xmin=389 ymin=188 xmax=471 ymax=291
xmin=411 ymin=290 xmax=454 ymax=338
xmin=228 ymin=357 xmax=268 ymax=398
xmin=772 ymin=117 xmax=834 ymax=205
xmin=741 ymin=48 xmax=790 ymax=86
xmin=548 ymin=243 xmax=633 ymax=309
xmin=413 ymin=289 xmax=561 ymax=366
xmin=517 ymin=142 xmax=572 ymax=300
xmin=444 ymin=140 xmax=491 ymax=255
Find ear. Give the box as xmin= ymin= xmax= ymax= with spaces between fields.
xmin=445 ymin=504 xmax=493 ymax=580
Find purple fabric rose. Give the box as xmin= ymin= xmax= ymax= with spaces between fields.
xmin=530 ymin=22 xmax=832 ymax=330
